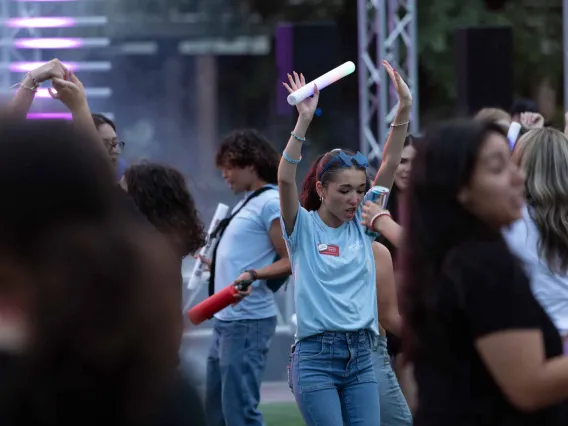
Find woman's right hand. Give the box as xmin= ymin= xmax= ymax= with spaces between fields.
xmin=29 ymin=58 xmax=67 ymax=83
xmin=282 ymin=71 xmax=320 ymax=122
xmin=49 ymin=70 xmax=87 ymax=113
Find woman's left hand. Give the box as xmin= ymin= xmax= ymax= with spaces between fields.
xmin=520 ymin=112 xmax=544 ymax=130
xmin=361 ymin=201 xmax=386 ymax=230
xmin=383 ymin=60 xmax=412 ymax=107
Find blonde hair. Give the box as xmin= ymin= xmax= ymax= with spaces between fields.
xmin=518 ymin=128 xmax=568 ymax=273
xmin=474 ymin=108 xmax=511 ymax=130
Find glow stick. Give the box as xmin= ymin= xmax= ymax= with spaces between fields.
xmin=187 ymin=203 xmax=229 ymax=291
xmin=507 ymin=122 xmax=522 ymax=150
xmin=286 ymin=61 xmax=356 ymax=106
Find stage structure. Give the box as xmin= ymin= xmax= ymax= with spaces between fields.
xmin=357 ymin=0 xmax=418 ymax=164
xmin=0 ymin=0 xmax=113 ymax=119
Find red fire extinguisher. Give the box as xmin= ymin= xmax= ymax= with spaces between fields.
xmin=187 ymin=279 xmax=253 ymax=325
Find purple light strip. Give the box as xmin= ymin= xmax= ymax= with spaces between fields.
xmin=14 ymin=0 xmax=76 ymax=2
xmin=15 ymin=38 xmax=83 ymax=49
xmin=7 ymin=17 xmax=75 ymax=28
xmin=10 ymin=61 xmax=77 ymax=72
xmin=27 ymin=112 xmax=71 ymax=120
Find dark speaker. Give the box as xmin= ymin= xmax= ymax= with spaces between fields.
xmin=455 ymin=26 xmax=513 ymax=116
xmin=275 ymin=22 xmax=341 ymax=117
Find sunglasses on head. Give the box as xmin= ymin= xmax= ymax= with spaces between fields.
xmin=318 ymin=149 xmax=369 ymax=181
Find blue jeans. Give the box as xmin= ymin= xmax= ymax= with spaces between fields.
xmin=205 ymin=316 xmax=277 ymax=426
xmin=372 ymin=336 xmax=412 ymax=426
xmin=289 ymin=330 xmax=381 ymax=426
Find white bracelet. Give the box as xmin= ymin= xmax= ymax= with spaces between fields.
xmin=390 ymin=120 xmax=409 ymax=128
xmin=369 ymin=211 xmax=391 ymax=231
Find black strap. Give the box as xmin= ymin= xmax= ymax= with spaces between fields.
xmin=208 ymin=186 xmax=275 ymax=296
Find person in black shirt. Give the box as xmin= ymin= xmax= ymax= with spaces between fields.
xmin=398 ymin=119 xmax=568 ymax=426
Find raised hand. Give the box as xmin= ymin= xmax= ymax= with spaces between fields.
xmin=48 ymin=70 xmax=87 ymax=113
xmin=383 ymin=60 xmax=412 ymax=107
xmin=520 ymin=112 xmax=544 ymax=130
xmin=30 ymin=58 xmax=67 ymax=83
xmin=282 ymin=71 xmax=320 ymax=122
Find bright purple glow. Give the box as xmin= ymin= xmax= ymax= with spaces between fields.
xmin=15 ymin=38 xmax=82 ymax=49
xmin=14 ymin=0 xmax=76 ymax=2
xmin=26 ymin=112 xmax=71 ymax=120
xmin=7 ymin=17 xmax=75 ymax=28
xmin=9 ymin=62 xmax=77 ymax=72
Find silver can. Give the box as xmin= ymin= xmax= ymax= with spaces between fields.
xmin=368 ymin=185 xmax=390 ymax=209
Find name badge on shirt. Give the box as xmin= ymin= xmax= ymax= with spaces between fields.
xmin=317 ymin=243 xmax=339 ymax=257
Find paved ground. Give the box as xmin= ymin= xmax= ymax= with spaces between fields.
xmin=197 ymin=381 xmax=295 ymax=404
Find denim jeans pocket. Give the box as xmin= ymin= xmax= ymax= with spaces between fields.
xmin=297 ymin=336 xmax=326 ymax=360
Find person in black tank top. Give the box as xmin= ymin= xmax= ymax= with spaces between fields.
xmin=401 ymin=119 xmax=568 ymax=426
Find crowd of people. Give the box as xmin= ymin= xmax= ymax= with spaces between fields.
xmin=1 ymin=56 xmax=568 ymax=426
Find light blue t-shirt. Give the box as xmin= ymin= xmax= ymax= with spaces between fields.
xmin=214 ymin=185 xmax=281 ymax=321
xmin=282 ymin=190 xmax=379 ymax=341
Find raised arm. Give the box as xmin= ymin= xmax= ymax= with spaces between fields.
xmin=372 ymin=242 xmax=401 ymax=335
xmin=279 ymin=72 xmax=320 ymax=235
xmin=7 ymin=59 xmax=66 ymax=120
xmin=49 ymin=71 xmax=108 ymax=162
xmin=373 ymin=60 xmax=412 ymax=190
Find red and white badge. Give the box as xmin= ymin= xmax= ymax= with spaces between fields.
xmin=317 ymin=243 xmax=339 ymax=257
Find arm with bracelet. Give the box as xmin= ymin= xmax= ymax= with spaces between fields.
xmin=8 ymin=59 xmax=67 ymax=120
xmin=280 ymin=71 xmax=320 ymax=235
xmin=372 ymin=60 xmax=413 ymax=190
xmin=361 ymin=201 xmax=403 ymax=248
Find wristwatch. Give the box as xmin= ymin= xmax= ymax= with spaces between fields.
xmin=245 ymin=270 xmax=259 ymax=281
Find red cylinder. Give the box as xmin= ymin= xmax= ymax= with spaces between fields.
xmin=187 ymin=284 xmax=238 ymax=325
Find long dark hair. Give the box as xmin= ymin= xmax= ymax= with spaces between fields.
xmin=124 ymin=162 xmax=206 ymax=257
xmin=300 ymin=149 xmax=366 ymax=211
xmin=400 ymin=119 xmax=506 ymax=361
xmin=0 ymin=120 xmax=182 ymax=425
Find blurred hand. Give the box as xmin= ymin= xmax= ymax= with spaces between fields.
xmin=195 ymin=254 xmax=212 ymax=271
xmin=282 ymin=71 xmax=320 ymax=122
xmin=361 ymin=201 xmax=387 ymax=230
xmin=231 ymin=271 xmax=254 ymax=305
xmin=29 ymin=59 xmax=67 ymax=83
xmin=383 ymin=60 xmax=412 ymax=107
xmin=48 ymin=71 xmax=86 ymax=113
xmin=520 ymin=112 xmax=544 ymax=130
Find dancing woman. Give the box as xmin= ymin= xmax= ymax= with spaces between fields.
xmin=278 ymin=61 xmax=411 ymax=426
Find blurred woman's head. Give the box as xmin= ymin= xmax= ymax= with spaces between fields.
xmin=122 ymin=162 xmax=206 ymax=257
xmin=92 ymin=113 xmax=124 ymax=166
xmin=300 ymin=149 xmax=368 ymax=224
xmin=0 ymin=119 xmax=183 ymax=424
xmin=474 ymin=107 xmax=511 ymax=132
xmin=394 ymin=134 xmax=422 ymax=192
xmin=513 ymin=128 xmax=568 ymax=273
xmin=400 ymin=119 xmax=524 ymax=357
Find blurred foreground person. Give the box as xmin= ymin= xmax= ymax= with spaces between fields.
xmin=0 ymin=119 xmax=204 ymax=426
xmin=401 ymin=119 xmax=568 ymax=426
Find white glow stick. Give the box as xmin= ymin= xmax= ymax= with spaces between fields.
xmin=286 ymin=61 xmax=356 ymax=106
xmin=187 ymin=203 xmax=229 ymax=291
xmin=507 ymin=122 xmax=522 ymax=150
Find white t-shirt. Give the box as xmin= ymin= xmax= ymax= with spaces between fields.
xmin=503 ymin=206 xmax=568 ymax=336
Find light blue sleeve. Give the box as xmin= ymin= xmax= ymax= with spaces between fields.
xmin=356 ymin=188 xmax=380 ymax=241
xmin=280 ymin=203 xmax=309 ymax=253
xmin=260 ymin=197 xmax=281 ymax=232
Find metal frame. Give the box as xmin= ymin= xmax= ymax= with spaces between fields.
xmin=0 ymin=0 xmax=43 ymax=89
xmin=358 ymin=0 xmax=419 ymax=164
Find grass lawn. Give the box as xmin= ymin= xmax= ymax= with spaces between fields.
xmin=261 ymin=402 xmax=304 ymax=425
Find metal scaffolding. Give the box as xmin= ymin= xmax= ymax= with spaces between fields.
xmin=357 ymin=0 xmax=419 ymax=164
xmin=0 ymin=0 xmax=42 ymax=90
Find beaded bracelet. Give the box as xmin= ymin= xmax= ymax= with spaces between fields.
xmin=283 ymin=151 xmax=301 ymax=164
xmin=290 ymin=132 xmax=306 ymax=142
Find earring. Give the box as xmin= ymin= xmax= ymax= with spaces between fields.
xmin=319 ymin=196 xmax=323 ymax=202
